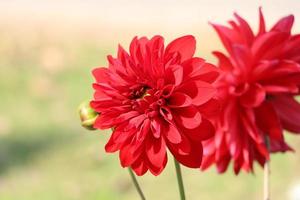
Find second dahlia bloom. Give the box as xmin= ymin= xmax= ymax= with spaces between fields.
xmin=202 ymin=9 xmax=300 ymax=174
xmin=91 ymin=35 xmax=220 ymax=175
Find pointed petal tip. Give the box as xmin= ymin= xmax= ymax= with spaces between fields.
xmin=233 ymin=12 xmax=240 ymax=18
xmin=209 ymin=22 xmax=221 ymax=28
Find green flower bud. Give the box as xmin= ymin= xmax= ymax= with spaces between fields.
xmin=78 ymin=101 xmax=99 ymax=130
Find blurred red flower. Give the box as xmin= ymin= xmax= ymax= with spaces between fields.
xmin=201 ymin=9 xmax=300 ymax=174
xmin=91 ymin=35 xmax=220 ymax=175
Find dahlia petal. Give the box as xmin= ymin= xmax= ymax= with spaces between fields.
xmin=117 ymin=45 xmax=131 ymax=68
xmin=148 ymin=35 xmax=164 ymax=56
xmin=149 ymin=35 xmax=164 ymax=60
xmin=174 ymin=106 xmax=202 ymax=129
xmin=165 ymin=123 xmax=182 ymax=144
xmin=242 ymin=145 xmax=252 ymax=172
xmin=93 ymin=90 xmax=111 ymax=100
xmin=258 ymin=7 xmax=266 ymax=36
xmin=202 ymin=138 xmax=216 ymax=156
xmin=285 ymin=35 xmax=300 ymax=60
xmin=147 ymin=36 xmax=165 ymax=78
xmin=271 ymin=15 xmax=294 ymax=33
xmin=228 ymin=20 xmax=239 ymax=30
xmin=231 ymin=44 xmax=252 ymax=71
xmin=159 ymin=106 xmax=173 ymax=123
xmin=165 ymin=65 xmax=183 ymax=86
xmin=215 ymin=134 xmax=230 ymax=160
xmin=240 ymin=83 xmax=266 ymax=107
xmin=291 ymin=55 xmax=300 ymax=63
xmin=148 ymin=155 xmax=168 ymax=176
xmin=182 ymin=58 xmax=219 ymax=83
xmin=270 ymin=140 xmax=293 ymax=153
xmin=216 ymin=156 xmax=231 ymax=173
xmin=90 ymin=99 xmax=121 ymax=112
xmin=233 ymin=157 xmax=243 ymax=174
xmin=251 ymin=60 xmax=275 ymax=79
xmin=131 ymin=159 xmax=148 ymax=176
xmin=166 ymin=133 xmax=191 ymax=155
xmin=234 ymin=13 xmax=255 ymax=45
xmin=222 ymin=100 xmax=240 ymax=149
xmin=213 ymin=51 xmax=234 ymax=71
xmin=251 ymin=32 xmax=289 ymax=60
xmin=129 ymin=114 xmax=147 ymax=129
xmin=112 ymin=127 xmax=135 ymax=144
xmin=253 ymin=60 xmax=300 ymax=81
xmin=146 ymin=136 xmax=167 ymax=168
xmin=181 ymin=57 xmax=205 ymax=77
xmin=178 ymin=80 xmax=216 ymax=106
xmin=161 ymin=84 xmax=175 ymax=98
xmin=107 ymin=56 xmax=135 ymax=85
xmin=128 ymin=36 xmax=138 ymax=55
xmin=129 ymin=36 xmax=149 ymax=65
xmin=184 ymin=118 xmax=215 ymax=142
xmin=190 ymin=63 xmax=220 ymax=83
xmin=256 ymin=142 xmax=269 ymax=160
xmin=92 ymin=83 xmax=124 ymax=99
xmin=203 ymin=138 xmax=230 ymax=173
xmin=263 ymin=61 xmax=300 ymax=79
xmin=93 ymin=111 xmax=120 ymax=129
xmin=105 ymin=128 xmax=134 ymax=152
xmin=197 ymin=98 xmax=220 ymax=119
xmin=229 ymin=137 xmax=242 ymax=160
xmin=136 ymin=119 xmax=151 ymax=141
xmin=240 ymin=108 xmax=263 ymax=143
xmin=254 ymin=149 xmax=267 ymax=168
xmin=150 ymin=117 xmax=162 ymax=138
xmin=215 ymin=129 xmax=225 ymax=149
xmin=168 ymin=92 xmax=192 ymax=107
xmin=92 ymin=67 xmax=110 ymax=83
xmin=169 ymin=139 xmax=203 ymax=168
xmin=211 ymin=23 xmax=236 ymax=53
xmin=263 ymin=84 xmax=298 ymax=94
xmin=114 ymin=111 xmax=140 ymax=125
xmin=119 ymin=141 xmax=142 ymax=167
xmin=105 ymin=136 xmax=121 ymax=153
xmin=272 ymin=95 xmax=300 ymax=133
xmin=165 ymin=35 xmax=196 ymax=61
xmin=200 ymin=154 xmax=215 ymax=171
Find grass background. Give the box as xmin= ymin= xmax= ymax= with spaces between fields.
xmin=1 ymin=1 xmax=300 ymax=199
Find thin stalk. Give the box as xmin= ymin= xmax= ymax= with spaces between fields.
xmin=174 ymin=158 xmax=186 ymax=200
xmin=264 ymin=136 xmax=270 ymax=200
xmin=128 ymin=168 xmax=146 ymax=200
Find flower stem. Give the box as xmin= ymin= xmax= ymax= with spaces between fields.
xmin=174 ymin=158 xmax=186 ymax=200
xmin=264 ymin=136 xmax=270 ymax=200
xmin=128 ymin=168 xmax=146 ymax=200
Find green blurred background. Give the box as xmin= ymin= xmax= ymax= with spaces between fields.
xmin=1 ymin=0 xmax=300 ymax=199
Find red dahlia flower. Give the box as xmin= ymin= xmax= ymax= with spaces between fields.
xmin=90 ymin=35 xmax=220 ymax=176
xmin=201 ymin=9 xmax=300 ymax=174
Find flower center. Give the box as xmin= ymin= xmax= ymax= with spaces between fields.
xmin=130 ymin=85 xmax=149 ymax=99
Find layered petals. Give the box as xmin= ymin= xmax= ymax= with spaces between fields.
xmin=272 ymin=95 xmax=300 ymax=133
xmin=203 ymin=9 xmax=300 ymax=174
xmin=91 ymin=35 xmax=219 ymax=175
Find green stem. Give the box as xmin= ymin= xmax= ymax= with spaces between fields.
xmin=174 ymin=158 xmax=186 ymax=200
xmin=264 ymin=136 xmax=270 ymax=200
xmin=128 ymin=168 xmax=146 ymax=200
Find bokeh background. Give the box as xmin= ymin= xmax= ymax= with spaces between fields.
xmin=1 ymin=0 xmax=300 ymax=199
